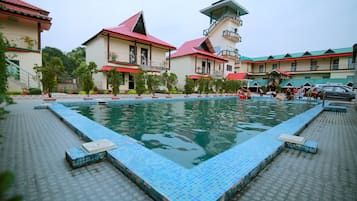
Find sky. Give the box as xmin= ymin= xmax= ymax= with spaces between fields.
xmin=26 ymin=0 xmax=357 ymax=57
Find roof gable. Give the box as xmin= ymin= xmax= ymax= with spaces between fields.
xmin=171 ymin=37 xmax=226 ymax=62
xmin=132 ymin=12 xmax=147 ymax=35
xmin=83 ymin=11 xmax=175 ymax=50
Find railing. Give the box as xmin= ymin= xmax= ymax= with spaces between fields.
xmin=250 ymin=65 xmax=356 ymax=74
xmin=218 ymin=49 xmax=239 ymax=59
xmin=141 ymin=61 xmax=168 ymax=71
xmin=6 ymin=59 xmax=40 ymax=89
xmin=203 ymin=15 xmax=242 ymax=36
xmin=222 ymin=30 xmax=241 ymax=42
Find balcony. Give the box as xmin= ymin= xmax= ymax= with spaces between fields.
xmin=222 ymin=30 xmax=241 ymax=42
xmin=141 ymin=61 xmax=168 ymax=72
xmin=203 ymin=15 xmax=243 ymax=36
xmin=218 ymin=49 xmax=239 ymax=60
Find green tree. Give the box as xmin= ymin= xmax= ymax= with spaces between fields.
xmin=147 ymin=74 xmax=161 ymax=96
xmin=162 ymin=72 xmax=178 ymax=94
xmin=67 ymin=47 xmax=85 ymax=72
xmin=184 ymin=76 xmax=194 ymax=95
xmin=0 ymin=171 xmax=22 ymax=201
xmin=198 ymin=78 xmax=206 ymax=95
xmin=42 ymin=46 xmax=75 ymax=75
xmin=107 ymin=69 xmax=122 ymax=96
xmin=73 ymin=61 xmax=97 ymax=96
xmin=133 ymin=69 xmax=146 ymax=96
xmin=214 ymin=79 xmax=223 ymax=94
xmin=34 ymin=55 xmax=65 ymax=97
xmin=0 ymin=32 xmax=8 ymax=104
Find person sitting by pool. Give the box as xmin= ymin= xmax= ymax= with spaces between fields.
xmin=311 ymin=88 xmax=319 ymax=99
xmin=237 ymin=88 xmax=246 ymax=99
xmin=272 ymin=92 xmax=284 ymax=101
xmin=286 ymin=88 xmax=294 ymax=101
xmin=246 ymin=89 xmax=252 ymax=99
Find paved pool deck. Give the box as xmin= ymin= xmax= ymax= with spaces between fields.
xmin=1 ymin=95 xmax=356 ymax=201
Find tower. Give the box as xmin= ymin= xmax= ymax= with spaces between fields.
xmin=201 ymin=0 xmax=248 ymax=76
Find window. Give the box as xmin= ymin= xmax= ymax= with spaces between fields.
xmin=207 ymin=62 xmax=211 ymax=74
xmin=311 ymin=60 xmax=318 ymax=71
xmin=226 ymin=65 xmax=232 ymax=71
xmin=259 ymin=65 xmax=264 ymax=73
xmin=332 ymin=58 xmax=339 ymax=70
xmin=291 ymin=62 xmax=297 ymax=72
xmin=120 ymin=73 xmax=125 ymax=85
xmin=6 ymin=60 xmax=20 ymax=80
xmin=348 ymin=57 xmax=353 ymax=69
xmin=272 ymin=64 xmax=277 ymax=70
xmin=202 ymin=61 xmax=206 ymax=74
xmin=141 ymin=48 xmax=148 ymax=65
xmin=129 ymin=46 xmax=136 ymax=64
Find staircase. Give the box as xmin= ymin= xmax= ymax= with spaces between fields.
xmin=6 ymin=59 xmax=40 ymax=91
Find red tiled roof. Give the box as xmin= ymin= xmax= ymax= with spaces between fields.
xmin=171 ymin=37 xmax=227 ymax=62
xmin=99 ymin=66 xmax=140 ymax=73
xmin=274 ymin=69 xmax=291 ymax=77
xmin=85 ymin=11 xmax=175 ymax=50
xmin=0 ymin=0 xmax=51 ymax=21
xmin=226 ymin=73 xmax=248 ymax=80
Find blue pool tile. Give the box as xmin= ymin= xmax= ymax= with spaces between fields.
xmin=48 ymin=97 xmax=324 ymax=201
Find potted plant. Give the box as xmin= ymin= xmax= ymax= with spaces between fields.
xmin=162 ymin=72 xmax=177 ymax=98
xmin=184 ymin=76 xmax=194 ymax=98
xmin=73 ymin=61 xmax=98 ymax=100
xmin=133 ymin=69 xmax=146 ymax=99
xmin=33 ymin=56 xmax=65 ymax=101
xmin=108 ymin=68 xmax=122 ymax=100
xmin=147 ymin=74 xmax=161 ymax=98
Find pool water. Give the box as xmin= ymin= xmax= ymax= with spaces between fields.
xmin=71 ymin=98 xmax=315 ymax=168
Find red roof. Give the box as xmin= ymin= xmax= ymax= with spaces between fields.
xmin=84 ymin=11 xmax=175 ymax=50
xmin=274 ymin=69 xmax=291 ymax=77
xmin=99 ymin=66 xmax=140 ymax=73
xmin=171 ymin=37 xmax=227 ymax=62
xmin=0 ymin=0 xmax=51 ymax=20
xmin=226 ymin=73 xmax=248 ymax=80
xmin=0 ymin=0 xmax=51 ymax=30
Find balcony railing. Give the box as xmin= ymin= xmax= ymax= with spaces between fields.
xmin=203 ymin=15 xmax=242 ymax=36
xmin=141 ymin=61 xmax=168 ymax=71
xmin=222 ymin=30 xmax=241 ymax=42
xmin=218 ymin=49 xmax=239 ymax=59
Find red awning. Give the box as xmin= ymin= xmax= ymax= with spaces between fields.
xmin=188 ymin=75 xmax=211 ymax=80
xmin=99 ymin=66 xmax=140 ymax=73
xmin=226 ymin=73 xmax=248 ymax=80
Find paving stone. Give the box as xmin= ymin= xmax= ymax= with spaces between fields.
xmin=0 ymin=100 xmax=152 ymax=201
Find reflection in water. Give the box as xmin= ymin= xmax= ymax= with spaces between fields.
xmin=72 ymin=99 xmax=315 ymax=168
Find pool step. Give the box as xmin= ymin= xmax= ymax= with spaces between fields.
xmin=324 ymin=105 xmax=347 ymax=112
xmin=66 ymin=139 xmax=117 ymax=168
xmin=278 ymin=134 xmax=318 ymax=154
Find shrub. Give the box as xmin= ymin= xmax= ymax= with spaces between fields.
xmin=6 ymin=91 xmax=21 ymax=95
xmin=127 ymin=90 xmax=137 ymax=94
xmin=28 ymin=88 xmax=42 ymax=95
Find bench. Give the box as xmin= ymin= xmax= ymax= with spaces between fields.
xmin=66 ymin=139 xmax=117 ymax=168
xmin=278 ymin=134 xmax=318 ymax=154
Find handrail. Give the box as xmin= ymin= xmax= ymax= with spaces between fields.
xmin=203 ymin=15 xmax=242 ymax=36
xmin=6 ymin=58 xmax=40 ymax=88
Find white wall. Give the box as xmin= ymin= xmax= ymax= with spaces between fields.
xmin=86 ymin=35 xmax=107 ymax=89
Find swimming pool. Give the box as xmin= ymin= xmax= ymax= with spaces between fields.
xmin=70 ymin=98 xmax=315 ymax=168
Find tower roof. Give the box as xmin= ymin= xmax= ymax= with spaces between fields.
xmin=200 ymin=0 xmax=249 ymax=20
